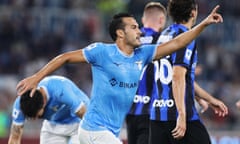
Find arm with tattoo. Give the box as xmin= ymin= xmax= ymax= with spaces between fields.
xmin=8 ymin=123 xmax=24 ymax=144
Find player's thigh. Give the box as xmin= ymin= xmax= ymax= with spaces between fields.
xmin=185 ymin=120 xmax=211 ymax=144
xmin=136 ymin=131 xmax=149 ymax=144
xmin=126 ymin=115 xmax=137 ymax=144
xmin=40 ymin=131 xmax=68 ymax=144
xmin=69 ymin=133 xmax=79 ymax=144
xmin=127 ymin=115 xmax=149 ymax=144
xmin=149 ymin=120 xmax=172 ymax=144
xmin=78 ymin=127 xmax=122 ymax=144
xmin=41 ymin=120 xmax=79 ymax=144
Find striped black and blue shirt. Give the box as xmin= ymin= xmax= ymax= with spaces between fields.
xmin=150 ymin=24 xmax=199 ymax=121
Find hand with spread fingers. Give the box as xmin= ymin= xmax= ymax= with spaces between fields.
xmin=17 ymin=75 xmax=39 ymax=96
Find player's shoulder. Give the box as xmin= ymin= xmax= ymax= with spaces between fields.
xmin=38 ymin=76 xmax=69 ymax=92
xmin=86 ymin=42 xmax=115 ymax=49
xmin=13 ymin=96 xmax=21 ymax=107
xmin=170 ymin=24 xmax=188 ymax=33
xmin=84 ymin=42 xmax=117 ymax=54
xmin=41 ymin=75 xmax=68 ymax=82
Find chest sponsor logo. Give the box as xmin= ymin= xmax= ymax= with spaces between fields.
xmin=152 ymin=99 xmax=174 ymax=107
xmin=109 ymin=78 xmax=137 ymax=88
xmin=133 ymin=95 xmax=151 ymax=104
xmin=109 ymin=78 xmax=118 ymax=86
xmin=119 ymin=82 xmax=137 ymax=88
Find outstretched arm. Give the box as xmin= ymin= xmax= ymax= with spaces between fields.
xmin=8 ymin=124 xmax=24 ymax=144
xmin=194 ymin=82 xmax=228 ymax=117
xmin=17 ymin=49 xmax=86 ymax=96
xmin=154 ymin=5 xmax=223 ymax=60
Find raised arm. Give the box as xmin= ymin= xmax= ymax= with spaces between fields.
xmin=8 ymin=124 xmax=24 ymax=144
xmin=17 ymin=49 xmax=86 ymax=96
xmin=154 ymin=5 xmax=223 ymax=60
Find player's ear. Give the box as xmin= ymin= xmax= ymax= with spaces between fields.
xmin=191 ymin=7 xmax=198 ymax=18
xmin=116 ymin=29 xmax=124 ymax=39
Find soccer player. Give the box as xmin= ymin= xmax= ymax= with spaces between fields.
xmin=126 ymin=2 xmax=167 ymax=144
xmin=126 ymin=2 xmax=216 ymax=144
xmin=8 ymin=75 xmax=89 ymax=144
xmin=149 ymin=0 xmax=228 ymax=144
xmin=16 ymin=6 xmax=223 ymax=144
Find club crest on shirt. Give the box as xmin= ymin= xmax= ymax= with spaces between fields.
xmin=135 ymin=61 xmax=143 ymax=70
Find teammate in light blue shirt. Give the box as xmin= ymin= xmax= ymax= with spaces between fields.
xmin=8 ymin=75 xmax=89 ymax=144
xmin=16 ymin=8 xmax=223 ymax=144
xmin=81 ymin=42 xmax=155 ymax=136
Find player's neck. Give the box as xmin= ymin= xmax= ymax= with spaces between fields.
xmin=116 ymin=40 xmax=135 ymax=56
xmin=144 ymin=23 xmax=161 ymax=32
xmin=180 ymin=22 xmax=193 ymax=29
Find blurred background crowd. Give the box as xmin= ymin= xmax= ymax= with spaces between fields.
xmin=0 ymin=0 xmax=240 ymax=142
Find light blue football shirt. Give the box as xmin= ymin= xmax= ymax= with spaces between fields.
xmin=81 ymin=42 xmax=157 ymax=136
xmin=12 ymin=75 xmax=89 ymax=125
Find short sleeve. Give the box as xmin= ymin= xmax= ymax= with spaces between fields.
xmin=12 ymin=97 xmax=25 ymax=125
xmin=82 ymin=42 xmax=103 ymax=64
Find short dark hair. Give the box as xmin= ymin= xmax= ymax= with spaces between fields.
xmin=108 ymin=13 xmax=134 ymax=41
xmin=20 ymin=90 xmax=44 ymax=118
xmin=168 ymin=0 xmax=197 ymax=23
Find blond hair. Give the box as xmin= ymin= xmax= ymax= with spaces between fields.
xmin=144 ymin=2 xmax=167 ymax=15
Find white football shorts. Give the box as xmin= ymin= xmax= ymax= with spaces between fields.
xmin=78 ymin=126 xmax=123 ymax=144
xmin=40 ymin=120 xmax=79 ymax=144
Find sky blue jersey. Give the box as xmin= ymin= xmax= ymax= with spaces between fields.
xmin=81 ymin=42 xmax=157 ymax=136
xmin=12 ymin=75 xmax=90 ymax=125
